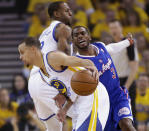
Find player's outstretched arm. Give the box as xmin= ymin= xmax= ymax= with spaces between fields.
xmin=48 ymin=51 xmax=94 ymax=68
xmin=105 ymin=33 xmax=134 ymax=55
xmin=48 ymin=51 xmax=99 ymax=80
xmin=55 ymin=24 xmax=72 ymax=55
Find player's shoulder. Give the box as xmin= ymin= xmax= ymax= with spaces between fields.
xmin=39 ymin=20 xmax=61 ymax=40
xmin=92 ymin=41 xmax=105 ymax=46
xmin=92 ymin=41 xmax=106 ymax=49
xmin=56 ymin=23 xmax=71 ymax=33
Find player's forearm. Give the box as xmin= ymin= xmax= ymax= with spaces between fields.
xmin=58 ymin=39 xmax=70 ymax=55
xmin=65 ymin=56 xmax=94 ymax=67
xmin=57 ymin=98 xmax=73 ymax=122
xmin=63 ymin=98 xmax=73 ymax=112
xmin=119 ymin=118 xmax=136 ymax=131
xmin=125 ymin=61 xmax=138 ymax=89
xmin=106 ymin=39 xmax=130 ymax=55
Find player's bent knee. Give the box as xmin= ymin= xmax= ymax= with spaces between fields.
xmin=119 ymin=118 xmax=136 ymax=131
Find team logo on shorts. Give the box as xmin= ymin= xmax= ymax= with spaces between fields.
xmin=99 ymin=59 xmax=103 ymax=63
xmin=118 ymin=107 xmax=130 ymax=116
xmin=50 ymin=79 xmax=67 ymax=94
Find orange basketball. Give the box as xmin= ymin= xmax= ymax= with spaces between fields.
xmin=71 ymin=70 xmax=98 ymax=96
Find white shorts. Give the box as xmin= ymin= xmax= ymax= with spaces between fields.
xmin=71 ymin=82 xmax=110 ymax=131
xmin=28 ymin=68 xmax=110 ymax=131
xmin=28 ymin=70 xmax=59 ymax=120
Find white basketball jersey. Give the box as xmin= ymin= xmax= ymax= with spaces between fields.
xmin=39 ymin=52 xmax=78 ymax=102
xmin=30 ymin=21 xmax=62 ymax=75
xmin=39 ymin=20 xmax=61 ymax=54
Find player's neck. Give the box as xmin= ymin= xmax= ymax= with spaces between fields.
xmin=33 ymin=51 xmax=44 ymax=69
xmin=78 ymin=45 xmax=96 ymax=56
xmin=114 ymin=34 xmax=124 ymax=42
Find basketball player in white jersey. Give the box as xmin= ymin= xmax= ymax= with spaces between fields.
xmin=19 ymin=37 xmax=111 ymax=131
xmin=28 ymin=2 xmax=74 ymax=130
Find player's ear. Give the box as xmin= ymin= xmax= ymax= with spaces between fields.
xmin=31 ymin=46 xmax=37 ymax=52
xmin=54 ymin=11 xmax=61 ymax=18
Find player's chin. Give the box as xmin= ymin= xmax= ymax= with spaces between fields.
xmin=79 ymin=44 xmax=88 ymax=49
xmin=78 ymin=45 xmax=88 ymax=49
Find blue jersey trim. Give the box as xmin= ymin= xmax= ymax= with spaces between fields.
xmin=52 ymin=23 xmax=61 ymax=43
xmin=46 ymin=52 xmax=68 ymax=73
xmin=40 ymin=113 xmax=55 ymax=121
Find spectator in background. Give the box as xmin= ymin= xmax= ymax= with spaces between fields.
xmin=118 ymin=0 xmax=148 ymax=25
xmin=90 ymin=0 xmax=110 ymax=25
xmin=92 ymin=9 xmax=116 ymax=42
xmin=68 ymin=0 xmax=88 ymax=27
xmin=136 ymin=74 xmax=149 ymax=131
xmin=123 ymin=10 xmax=149 ymax=42
xmin=142 ymin=50 xmax=149 ymax=75
xmin=27 ymin=0 xmax=52 ymax=13
xmin=28 ymin=3 xmax=50 ymax=37
xmin=0 ymin=88 xmax=18 ymax=131
xmin=10 ymin=74 xmax=31 ymax=105
xmin=108 ymin=19 xmax=139 ymax=120
xmin=16 ymin=103 xmax=46 ymax=131
xmin=75 ymin=0 xmax=94 ymax=16
xmin=24 ymin=3 xmax=46 ymax=33
xmin=136 ymin=34 xmax=148 ymax=75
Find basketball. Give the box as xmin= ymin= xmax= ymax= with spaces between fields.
xmin=71 ymin=70 xmax=98 ymax=96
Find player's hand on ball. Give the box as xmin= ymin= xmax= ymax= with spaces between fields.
xmin=57 ymin=108 xmax=67 ymax=122
xmin=53 ymin=94 xmax=66 ymax=108
xmin=127 ymin=33 xmax=134 ymax=45
xmin=85 ymin=66 xmax=99 ymax=82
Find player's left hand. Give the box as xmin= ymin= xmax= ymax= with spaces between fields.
xmin=127 ymin=33 xmax=134 ymax=45
xmin=85 ymin=66 xmax=99 ymax=82
xmin=57 ymin=108 xmax=67 ymax=122
xmin=53 ymin=93 xmax=66 ymax=108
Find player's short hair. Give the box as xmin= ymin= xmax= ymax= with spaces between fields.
xmin=23 ymin=37 xmax=41 ymax=49
xmin=48 ymin=1 xmax=64 ymax=18
xmin=72 ymin=26 xmax=90 ymax=37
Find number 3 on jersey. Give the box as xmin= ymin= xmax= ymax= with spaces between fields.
xmin=111 ymin=67 xmax=116 ymax=79
xmin=41 ymin=41 xmax=44 ymax=49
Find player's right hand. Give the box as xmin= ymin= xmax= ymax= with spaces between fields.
xmin=57 ymin=108 xmax=67 ymax=122
xmin=127 ymin=33 xmax=134 ymax=45
xmin=85 ymin=66 xmax=99 ymax=82
xmin=53 ymin=94 xmax=66 ymax=108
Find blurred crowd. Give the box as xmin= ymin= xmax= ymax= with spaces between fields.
xmin=0 ymin=74 xmax=46 ymax=131
xmin=0 ymin=0 xmax=149 ymax=131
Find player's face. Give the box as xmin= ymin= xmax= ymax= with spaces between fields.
xmin=72 ymin=27 xmax=91 ymax=49
xmin=109 ymin=22 xmax=122 ymax=37
xmin=137 ymin=76 xmax=149 ymax=91
xmin=0 ymin=89 xmax=10 ymax=106
xmin=58 ymin=3 xmax=73 ymax=25
xmin=18 ymin=43 xmax=34 ymax=66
